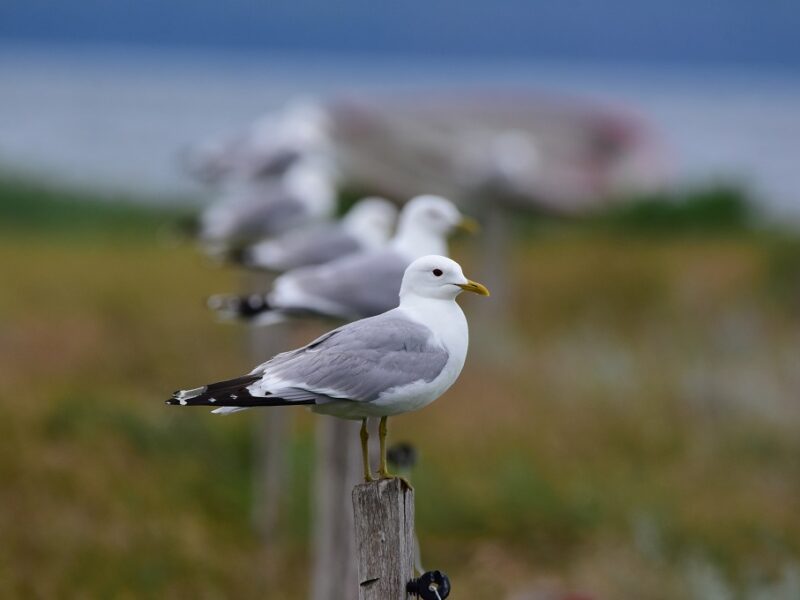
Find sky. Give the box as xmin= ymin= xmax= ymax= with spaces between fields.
xmin=1 ymin=0 xmax=799 ymax=68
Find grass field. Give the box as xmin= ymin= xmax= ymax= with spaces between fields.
xmin=1 ymin=177 xmax=799 ymax=599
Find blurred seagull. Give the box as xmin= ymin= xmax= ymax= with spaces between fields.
xmin=183 ymin=99 xmax=333 ymax=184
xmin=199 ymin=157 xmax=338 ymax=256
xmin=168 ymin=255 xmax=489 ymax=481
xmin=234 ymin=197 xmax=397 ymax=272
xmin=209 ymin=195 xmax=478 ymax=323
xmin=238 ymin=99 xmax=333 ymax=180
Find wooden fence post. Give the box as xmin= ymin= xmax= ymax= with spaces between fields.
xmin=311 ymin=418 xmax=361 ymax=600
xmin=476 ymin=199 xmax=511 ymax=328
xmin=244 ymin=272 xmax=291 ymax=542
xmin=251 ymin=390 xmax=289 ymax=540
xmin=352 ymin=479 xmax=415 ymax=600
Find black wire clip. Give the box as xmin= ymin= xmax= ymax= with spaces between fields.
xmin=407 ymin=570 xmax=451 ymax=600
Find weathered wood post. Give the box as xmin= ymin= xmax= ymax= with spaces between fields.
xmin=352 ymin=479 xmax=415 ymax=600
xmin=244 ymin=272 xmax=291 ymax=541
xmin=311 ymin=417 xmax=361 ymax=600
xmin=474 ymin=195 xmax=511 ymax=331
xmin=251 ymin=385 xmax=289 ymax=540
xmin=464 ymin=190 xmax=513 ymax=366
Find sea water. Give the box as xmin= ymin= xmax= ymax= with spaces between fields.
xmin=1 ymin=43 xmax=798 ymax=218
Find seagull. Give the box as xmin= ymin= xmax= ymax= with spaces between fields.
xmin=234 ymin=197 xmax=397 ymax=272
xmin=168 ymin=255 xmax=490 ymax=481
xmin=209 ymin=195 xmax=478 ymax=324
xmin=199 ymin=157 xmax=338 ymax=256
xmin=183 ymin=99 xmax=333 ymax=185
xmin=236 ymin=99 xmax=333 ymax=180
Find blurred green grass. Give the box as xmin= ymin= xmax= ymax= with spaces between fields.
xmin=586 ymin=185 xmax=755 ymax=234
xmin=0 ymin=174 xmax=196 ymax=237
xmin=1 ymin=176 xmax=799 ymax=598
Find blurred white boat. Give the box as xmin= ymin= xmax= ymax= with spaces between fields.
xmin=327 ymin=94 xmax=668 ymax=214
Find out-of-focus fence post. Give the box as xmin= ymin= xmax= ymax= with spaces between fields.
xmin=311 ymin=418 xmax=361 ymax=600
xmin=463 ymin=192 xmax=512 ymax=349
xmin=478 ymin=199 xmax=512 ymax=324
xmin=244 ymin=272 xmax=291 ymax=542
xmin=352 ymin=479 xmax=415 ymax=600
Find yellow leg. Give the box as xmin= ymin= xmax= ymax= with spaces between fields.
xmin=377 ymin=416 xmax=413 ymax=489
xmin=378 ymin=416 xmax=391 ymax=478
xmin=360 ymin=418 xmax=374 ymax=482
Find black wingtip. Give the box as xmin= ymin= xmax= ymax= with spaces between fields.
xmin=206 ymin=291 xmax=274 ymax=321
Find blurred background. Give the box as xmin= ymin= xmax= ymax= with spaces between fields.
xmin=1 ymin=2 xmax=800 ymax=598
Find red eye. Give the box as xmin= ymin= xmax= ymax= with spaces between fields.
xmin=432 ymin=269 xmax=443 ymax=277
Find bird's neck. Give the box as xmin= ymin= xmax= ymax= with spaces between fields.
xmin=285 ymin=166 xmax=337 ymax=218
xmin=343 ymin=216 xmax=389 ymax=249
xmin=398 ymin=296 xmax=468 ymax=351
xmin=390 ymin=226 xmax=448 ymax=259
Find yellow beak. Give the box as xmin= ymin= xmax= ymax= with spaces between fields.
xmin=456 ymin=216 xmax=480 ymax=234
xmin=457 ymin=279 xmax=491 ymax=296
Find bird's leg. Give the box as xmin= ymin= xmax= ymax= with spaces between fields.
xmin=377 ymin=417 xmax=413 ymax=489
xmin=378 ymin=416 xmax=391 ymax=479
xmin=360 ymin=418 xmax=374 ymax=482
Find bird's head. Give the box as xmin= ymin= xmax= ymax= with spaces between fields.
xmin=397 ymin=195 xmax=478 ymax=239
xmin=400 ymin=255 xmax=490 ymax=301
xmin=283 ymin=158 xmax=338 ymax=216
xmin=343 ymin=197 xmax=398 ymax=245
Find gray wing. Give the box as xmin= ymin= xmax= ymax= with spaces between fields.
xmin=253 ymin=312 xmax=449 ymax=403
xmin=201 ymin=179 xmax=309 ymax=245
xmin=275 ymin=227 xmax=362 ymax=270
xmin=280 ymin=250 xmax=409 ymax=318
xmin=231 ymin=194 xmax=308 ymax=241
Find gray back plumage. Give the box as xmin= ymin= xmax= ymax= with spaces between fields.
xmin=286 ymin=250 xmax=409 ymax=318
xmin=231 ymin=194 xmax=308 ymax=241
xmin=276 ymin=227 xmax=362 ymax=270
xmin=256 ymin=312 xmax=449 ymax=403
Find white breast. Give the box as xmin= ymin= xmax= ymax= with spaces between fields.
xmin=370 ymin=300 xmax=469 ymax=416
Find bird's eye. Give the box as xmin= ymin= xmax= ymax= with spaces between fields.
xmin=432 ymin=269 xmax=443 ymax=277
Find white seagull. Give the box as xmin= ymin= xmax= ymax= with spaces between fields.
xmin=209 ymin=195 xmax=478 ymax=323
xmin=168 ymin=255 xmax=490 ymax=481
xmin=243 ymin=100 xmax=332 ymax=177
xmin=235 ymin=197 xmax=397 ymax=272
xmin=183 ymin=99 xmax=333 ymax=184
xmin=199 ymin=157 xmax=337 ymax=256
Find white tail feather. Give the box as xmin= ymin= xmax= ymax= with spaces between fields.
xmin=211 ymin=406 xmax=251 ymax=415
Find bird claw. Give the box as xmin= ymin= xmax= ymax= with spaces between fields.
xmin=378 ymin=471 xmax=414 ymax=491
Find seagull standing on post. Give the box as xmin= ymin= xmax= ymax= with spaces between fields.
xmin=198 ymin=157 xmax=338 ymax=257
xmin=183 ymin=99 xmax=333 ymax=185
xmin=168 ymin=255 xmax=490 ymax=481
xmin=209 ymin=195 xmax=478 ymax=324
xmin=235 ymin=197 xmax=397 ymax=272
